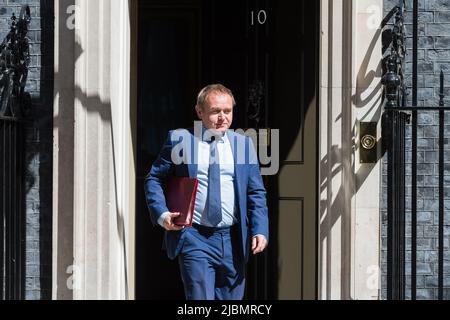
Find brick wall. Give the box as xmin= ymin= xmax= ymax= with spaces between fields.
xmin=0 ymin=0 xmax=53 ymax=300
xmin=382 ymin=0 xmax=450 ymax=300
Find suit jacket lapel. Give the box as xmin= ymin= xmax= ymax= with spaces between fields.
xmin=228 ymin=131 xmax=242 ymax=203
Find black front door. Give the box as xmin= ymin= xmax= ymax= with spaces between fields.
xmin=136 ymin=0 xmax=319 ymax=300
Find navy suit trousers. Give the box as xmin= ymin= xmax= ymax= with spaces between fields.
xmin=178 ymin=224 xmax=245 ymax=300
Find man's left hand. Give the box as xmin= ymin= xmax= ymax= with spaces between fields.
xmin=252 ymin=235 xmax=268 ymax=255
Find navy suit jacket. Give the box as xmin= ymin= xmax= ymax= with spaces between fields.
xmin=144 ymin=128 xmax=269 ymax=262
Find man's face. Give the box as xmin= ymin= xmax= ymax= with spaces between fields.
xmin=196 ymin=93 xmax=233 ymax=134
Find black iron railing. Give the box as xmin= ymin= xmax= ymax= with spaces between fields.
xmin=382 ymin=109 xmax=409 ymax=300
xmin=381 ymin=0 xmax=408 ymax=300
xmin=382 ymin=0 xmax=448 ymax=300
xmin=0 ymin=5 xmax=31 ymax=300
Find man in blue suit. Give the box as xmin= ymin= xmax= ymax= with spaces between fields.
xmin=144 ymin=84 xmax=269 ymax=300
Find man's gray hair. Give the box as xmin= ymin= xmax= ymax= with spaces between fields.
xmin=196 ymin=84 xmax=236 ymax=109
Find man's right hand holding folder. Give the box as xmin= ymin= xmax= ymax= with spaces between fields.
xmin=162 ymin=212 xmax=185 ymax=231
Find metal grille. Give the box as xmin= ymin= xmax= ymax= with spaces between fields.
xmin=0 ymin=118 xmax=24 ymax=300
xmin=0 ymin=5 xmax=31 ymax=300
xmin=382 ymin=0 xmax=448 ymax=300
xmin=383 ymin=109 xmax=409 ymax=300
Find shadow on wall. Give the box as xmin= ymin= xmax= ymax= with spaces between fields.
xmin=51 ymin=26 xmax=129 ymax=298
xmin=318 ymin=2 xmax=384 ymax=299
xmin=50 ymin=0 xmax=137 ymax=299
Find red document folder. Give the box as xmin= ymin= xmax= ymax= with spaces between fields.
xmin=164 ymin=176 xmax=199 ymax=227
